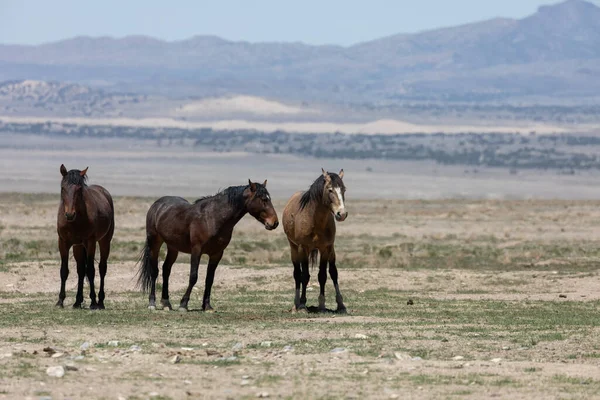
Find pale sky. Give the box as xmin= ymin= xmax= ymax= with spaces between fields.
xmin=1 ymin=0 xmax=598 ymax=46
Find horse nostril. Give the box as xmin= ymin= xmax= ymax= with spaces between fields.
xmin=273 ymin=221 xmax=279 ymax=229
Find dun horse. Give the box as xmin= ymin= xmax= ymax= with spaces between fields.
xmin=56 ymin=165 xmax=115 ymax=309
xmin=282 ymin=169 xmax=348 ymax=313
xmin=137 ymin=180 xmax=279 ymax=312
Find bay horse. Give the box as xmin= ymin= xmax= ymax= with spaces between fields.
xmin=56 ymin=164 xmax=114 ymax=309
xmin=137 ymin=180 xmax=279 ymax=312
xmin=282 ymin=168 xmax=348 ymax=313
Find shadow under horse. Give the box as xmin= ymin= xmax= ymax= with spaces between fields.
xmin=56 ymin=164 xmax=115 ymax=309
xmin=137 ymin=180 xmax=279 ymax=312
xmin=282 ymin=168 xmax=348 ymax=313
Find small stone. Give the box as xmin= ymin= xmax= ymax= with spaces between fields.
xmin=453 ymin=356 xmax=464 ymax=361
xmin=129 ymin=345 xmax=141 ymax=352
xmin=406 ymin=299 xmax=414 ymax=305
xmin=502 ymin=346 xmax=511 ymax=350
xmin=170 ymin=355 xmax=181 ymax=364
xmin=354 ymin=334 xmax=368 ymax=340
xmin=73 ymin=355 xmax=85 ymax=361
xmin=232 ymin=342 xmax=243 ymax=352
xmin=181 ymin=347 xmax=194 ymax=351
xmin=79 ymin=342 xmax=90 ymax=351
xmin=118 ymin=396 xmax=127 ymax=400
xmin=85 ymin=367 xmax=97 ymax=372
xmin=242 ymin=375 xmax=251 ymax=379
xmin=107 ymin=340 xmax=119 ymax=347
xmin=257 ymin=392 xmax=270 ymax=398
xmin=559 ymin=294 xmax=567 ymax=298
xmin=51 ymin=352 xmax=64 ymax=358
xmin=330 ymin=347 xmax=346 ymax=353
xmin=184 ymin=380 xmax=192 ymax=385
xmin=411 ymin=356 xmax=422 ymax=361
xmin=43 ymin=347 xmax=57 ymax=355
xmin=260 ymin=341 xmax=272 ymax=347
xmin=441 ymin=338 xmax=449 ymax=343
xmin=65 ymin=365 xmax=78 ymax=371
xmin=206 ymin=349 xmax=221 ymax=356
xmin=389 ymin=395 xmax=399 ymax=399
xmin=394 ymin=352 xmax=411 ymax=360
xmin=241 ymin=379 xmax=250 ymax=386
xmin=0 ymin=352 xmax=13 ymax=359
xmin=46 ymin=366 xmax=65 ymax=378
xmin=283 ymin=345 xmax=293 ymax=352
xmin=149 ymin=392 xmax=159 ymax=398
xmin=491 ymin=358 xmax=502 ymax=363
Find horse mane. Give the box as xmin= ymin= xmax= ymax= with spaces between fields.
xmin=299 ymin=173 xmax=344 ymax=210
xmin=194 ymin=184 xmax=269 ymax=207
xmin=63 ymin=170 xmax=88 ymax=187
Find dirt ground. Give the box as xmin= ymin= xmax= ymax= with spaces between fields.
xmin=1 ymin=194 xmax=600 ymax=399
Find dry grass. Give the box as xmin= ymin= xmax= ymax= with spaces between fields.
xmin=1 ymin=194 xmax=600 ymax=399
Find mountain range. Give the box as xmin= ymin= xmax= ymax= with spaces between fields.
xmin=1 ymin=0 xmax=600 ymax=104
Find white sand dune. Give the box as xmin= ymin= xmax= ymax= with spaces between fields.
xmin=0 ymin=115 xmax=575 ymax=135
xmin=173 ymin=95 xmax=317 ymax=116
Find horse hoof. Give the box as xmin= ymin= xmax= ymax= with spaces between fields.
xmin=293 ymin=305 xmax=307 ymax=314
xmin=148 ymin=305 xmax=156 ymax=311
xmin=97 ymin=304 xmax=105 ymax=310
xmin=336 ymin=307 xmax=348 ymax=314
xmin=90 ymin=304 xmax=99 ymax=310
xmin=55 ymin=301 xmax=64 ymax=308
xmin=203 ymin=307 xmax=215 ymax=313
xmin=73 ymin=303 xmax=83 ymax=309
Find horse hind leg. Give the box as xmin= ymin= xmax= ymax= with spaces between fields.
xmin=160 ymin=247 xmax=179 ymax=310
xmin=147 ymin=236 xmax=163 ymax=310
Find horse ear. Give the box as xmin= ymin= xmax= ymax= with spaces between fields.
xmin=60 ymin=164 xmax=67 ymax=177
xmin=249 ymin=179 xmax=257 ymax=192
xmin=339 ymin=169 xmax=344 ymax=179
xmin=80 ymin=167 xmax=88 ymax=177
xmin=263 ymin=179 xmax=267 ymax=187
xmin=322 ymin=168 xmax=331 ymax=183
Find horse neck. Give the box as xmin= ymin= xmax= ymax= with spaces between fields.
xmin=76 ymin=187 xmax=91 ymax=218
xmin=210 ymin=196 xmax=248 ymax=231
xmin=310 ymin=201 xmax=332 ymax=230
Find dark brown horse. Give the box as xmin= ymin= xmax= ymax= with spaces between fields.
xmin=137 ymin=180 xmax=279 ymax=312
xmin=282 ymin=169 xmax=348 ymax=313
xmin=56 ymin=164 xmax=114 ymax=309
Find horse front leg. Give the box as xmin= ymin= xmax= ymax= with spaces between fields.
xmin=73 ymin=245 xmax=86 ymax=308
xmin=56 ymin=238 xmax=71 ymax=308
xmin=179 ymin=248 xmax=201 ymax=312
xmin=317 ymin=247 xmax=331 ymax=312
xmin=85 ymin=240 xmax=99 ymax=309
xmin=202 ymin=251 xmax=223 ymax=312
xmin=329 ymin=246 xmax=347 ymax=314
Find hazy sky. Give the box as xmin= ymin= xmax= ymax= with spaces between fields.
xmin=1 ymin=0 xmax=599 ymax=46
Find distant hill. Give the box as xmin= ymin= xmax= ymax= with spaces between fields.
xmin=1 ymin=0 xmax=600 ymax=103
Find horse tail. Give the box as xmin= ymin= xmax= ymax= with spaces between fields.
xmin=136 ymin=237 xmax=152 ymax=292
xmin=309 ymin=249 xmax=319 ymax=270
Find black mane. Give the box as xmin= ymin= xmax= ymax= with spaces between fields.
xmin=299 ymin=173 xmax=345 ymax=210
xmin=63 ymin=170 xmax=88 ymax=186
xmin=194 ymin=183 xmax=269 ymax=207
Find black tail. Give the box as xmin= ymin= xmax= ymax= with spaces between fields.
xmin=309 ymin=249 xmax=319 ymax=270
xmin=136 ymin=238 xmax=152 ymax=292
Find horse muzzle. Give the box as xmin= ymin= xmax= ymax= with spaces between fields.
xmin=265 ymin=220 xmax=279 ymax=230
xmin=335 ymin=211 xmax=348 ymax=222
xmin=65 ymin=212 xmax=76 ymax=222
